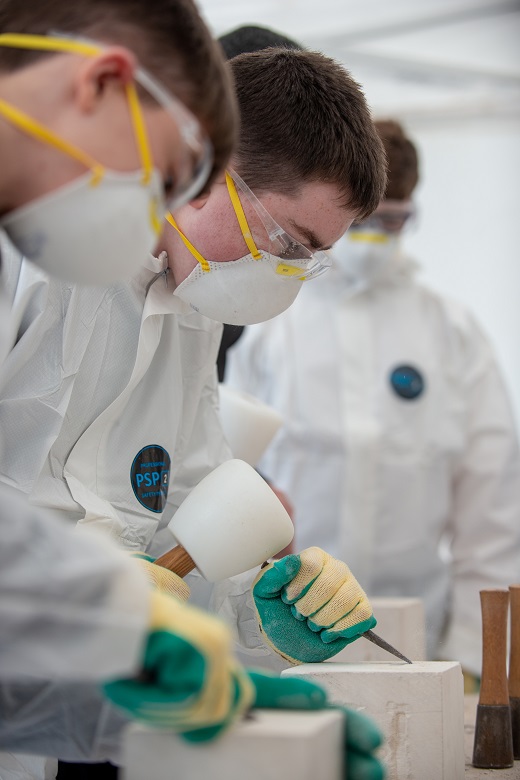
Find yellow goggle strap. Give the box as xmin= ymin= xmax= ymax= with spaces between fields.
xmin=225 ymin=173 xmax=262 ymax=260
xmin=166 ymin=213 xmax=210 ymax=273
xmin=0 ymin=34 xmax=154 ymax=186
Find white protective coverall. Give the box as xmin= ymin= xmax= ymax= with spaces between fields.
xmin=0 ymin=236 xmax=155 ymax=775
xmin=225 ymin=251 xmax=520 ymax=676
xmin=0 ymin=246 xmax=282 ymax=686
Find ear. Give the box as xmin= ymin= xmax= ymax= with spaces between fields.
xmin=189 ymin=169 xmax=227 ymax=209
xmin=189 ymin=191 xmax=211 ymax=209
xmin=73 ymin=46 xmax=138 ymax=114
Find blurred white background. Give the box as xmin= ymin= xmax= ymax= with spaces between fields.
xmin=198 ymin=0 xmax=520 ymax=428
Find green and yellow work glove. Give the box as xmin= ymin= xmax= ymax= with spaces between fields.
xmin=253 ymin=547 xmax=376 ymax=663
xmin=217 ymin=670 xmax=385 ymax=780
xmin=185 ymin=669 xmax=385 ymax=778
xmin=103 ymin=590 xmax=254 ymax=737
xmin=332 ymin=704 xmax=385 ymax=780
xmin=131 ymin=552 xmax=190 ymax=602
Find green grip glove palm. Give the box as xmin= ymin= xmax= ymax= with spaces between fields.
xmin=253 ymin=673 xmax=385 ymax=780
xmin=252 ymin=547 xmax=376 ymax=663
xmin=189 ymin=671 xmax=385 ymax=780
xmin=103 ymin=590 xmax=254 ymax=737
xmin=334 ymin=705 xmax=385 ymax=780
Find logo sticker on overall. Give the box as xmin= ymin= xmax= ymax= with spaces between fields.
xmin=389 ymin=364 xmax=425 ymax=400
xmin=131 ymin=445 xmax=171 ymax=513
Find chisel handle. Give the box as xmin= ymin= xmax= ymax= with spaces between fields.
xmin=479 ymin=589 xmax=510 ymax=706
xmin=509 ymin=585 xmax=520 ymax=698
xmin=155 ymin=544 xmax=196 ymax=578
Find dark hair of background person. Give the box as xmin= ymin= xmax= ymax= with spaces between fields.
xmin=217 ymin=24 xmax=303 ymax=382
xmin=0 ymin=0 xmax=238 ymax=188
xmin=375 ymin=119 xmax=419 ymax=201
xmin=219 ymin=23 xmax=303 ymax=59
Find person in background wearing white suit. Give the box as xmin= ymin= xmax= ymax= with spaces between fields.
xmin=225 ymin=119 xmax=520 ymax=686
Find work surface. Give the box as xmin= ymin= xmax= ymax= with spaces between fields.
xmin=464 ymin=695 xmax=519 ymax=778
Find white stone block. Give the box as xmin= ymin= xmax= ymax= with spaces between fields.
xmin=331 ymin=598 xmax=426 ymax=663
xmin=283 ymin=661 xmax=465 ymax=780
xmin=122 ymin=709 xmax=344 ymax=780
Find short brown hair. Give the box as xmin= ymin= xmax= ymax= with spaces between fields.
xmin=375 ymin=120 xmax=419 ymax=200
xmin=0 ymin=0 xmax=238 ymax=186
xmin=229 ymin=49 xmax=387 ymax=220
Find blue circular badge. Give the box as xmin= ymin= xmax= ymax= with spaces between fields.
xmin=131 ymin=445 xmax=171 ymax=513
xmin=389 ymin=365 xmax=425 ymax=400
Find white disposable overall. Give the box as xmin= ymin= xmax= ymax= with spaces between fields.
xmin=0 ymin=485 xmax=149 ymax=776
xmin=225 ymin=252 xmax=520 ymax=675
xmin=0 ymin=245 xmax=280 ymax=684
xmin=0 ymin=235 xmax=156 ymax=775
xmin=0 ymin=250 xmax=231 ymax=553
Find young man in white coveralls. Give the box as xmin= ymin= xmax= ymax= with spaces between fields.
xmin=0 ymin=0 xmax=282 ymax=774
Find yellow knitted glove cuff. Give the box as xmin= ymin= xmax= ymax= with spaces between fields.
xmin=137 ymin=558 xmax=190 ymax=602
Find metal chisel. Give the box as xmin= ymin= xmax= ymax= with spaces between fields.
xmin=362 ymin=629 xmax=412 ymax=664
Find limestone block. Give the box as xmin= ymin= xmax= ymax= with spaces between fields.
xmin=331 ymin=597 xmax=426 ymax=663
xmin=283 ymin=661 xmax=465 ymax=780
xmin=122 ymin=709 xmax=344 ymax=780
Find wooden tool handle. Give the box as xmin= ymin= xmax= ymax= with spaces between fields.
xmin=479 ymin=589 xmax=510 ymax=706
xmin=154 ymin=545 xmax=196 ymax=578
xmin=509 ymin=584 xmax=520 ymax=698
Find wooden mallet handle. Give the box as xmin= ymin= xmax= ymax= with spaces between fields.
xmin=154 ymin=545 xmax=196 ymax=578
xmin=478 ymin=589 xmax=510 ymax=706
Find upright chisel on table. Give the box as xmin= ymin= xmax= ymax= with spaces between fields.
xmin=472 ymin=589 xmax=513 ymax=769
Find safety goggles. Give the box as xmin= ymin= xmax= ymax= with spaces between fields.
xmin=226 ymin=169 xmax=332 ymax=280
xmin=0 ymin=33 xmax=213 ymax=210
xmin=352 ymin=200 xmax=416 ymax=236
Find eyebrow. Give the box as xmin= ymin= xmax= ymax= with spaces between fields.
xmin=287 ymin=218 xmax=331 ymax=251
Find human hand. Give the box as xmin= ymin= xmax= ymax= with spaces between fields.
xmin=225 ymin=670 xmax=385 ymax=779
xmin=334 ymin=704 xmax=385 ymax=780
xmin=103 ymin=591 xmax=253 ymax=737
xmin=131 ymin=552 xmax=190 ymax=602
xmin=252 ymin=547 xmax=375 ymax=663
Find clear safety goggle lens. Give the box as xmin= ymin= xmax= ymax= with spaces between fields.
xmin=227 ymin=168 xmax=332 ymax=281
xmin=352 ymin=201 xmax=416 ymax=235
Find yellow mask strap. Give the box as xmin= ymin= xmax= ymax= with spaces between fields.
xmin=0 ymin=34 xmax=154 ymax=186
xmin=0 ymin=33 xmax=101 ymax=56
xmin=225 ymin=173 xmax=262 ymax=260
xmin=166 ymin=213 xmax=210 ymax=273
xmin=124 ymin=81 xmax=154 ymax=185
xmin=349 ymin=232 xmax=390 ymax=244
xmin=0 ymin=98 xmax=104 ymax=185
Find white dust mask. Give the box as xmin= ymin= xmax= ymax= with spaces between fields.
xmin=0 ymin=33 xmax=212 ymax=286
xmin=1 ymin=169 xmax=164 ymax=286
xmin=168 ymin=170 xmax=331 ymax=325
xmin=332 ymin=229 xmax=400 ymax=292
xmin=173 ymin=250 xmax=305 ymax=325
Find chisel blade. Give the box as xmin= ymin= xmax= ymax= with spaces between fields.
xmin=363 ymin=629 xmax=412 ymax=663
